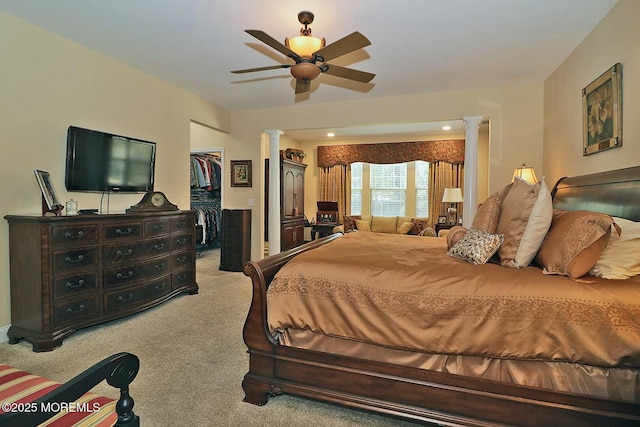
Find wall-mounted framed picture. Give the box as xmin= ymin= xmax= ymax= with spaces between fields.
xmin=582 ymin=63 xmax=622 ymax=156
xmin=437 ymin=215 xmax=447 ymax=224
xmin=230 ymin=160 xmax=252 ymax=187
xmin=34 ymin=169 xmax=63 ymax=215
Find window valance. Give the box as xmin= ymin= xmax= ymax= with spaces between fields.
xmin=317 ymin=140 xmax=465 ymax=167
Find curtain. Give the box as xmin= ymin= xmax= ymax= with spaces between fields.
xmin=429 ymin=161 xmax=464 ymax=227
xmin=319 ymin=164 xmax=350 ymax=223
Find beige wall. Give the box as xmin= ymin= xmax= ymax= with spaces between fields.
xmin=0 ymin=12 xmax=230 ymax=330
xmin=544 ymin=0 xmax=640 ymax=185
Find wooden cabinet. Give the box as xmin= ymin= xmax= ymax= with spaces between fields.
xmin=4 ymin=211 xmax=198 ymax=352
xmin=219 ymin=209 xmax=251 ymax=272
xmin=280 ymin=158 xmax=307 ymax=251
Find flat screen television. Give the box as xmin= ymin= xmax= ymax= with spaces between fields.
xmin=65 ymin=126 xmax=156 ymax=192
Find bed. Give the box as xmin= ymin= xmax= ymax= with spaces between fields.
xmin=242 ymin=166 xmax=640 ymax=426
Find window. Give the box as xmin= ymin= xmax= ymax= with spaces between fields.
xmin=370 ymin=163 xmax=407 ymax=216
xmin=351 ymin=161 xmax=429 ymax=217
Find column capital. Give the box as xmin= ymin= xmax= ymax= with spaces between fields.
xmin=265 ymin=129 xmax=284 ymax=138
xmin=463 ymin=116 xmax=483 ymax=129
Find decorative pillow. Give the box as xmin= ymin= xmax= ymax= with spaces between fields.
xmin=371 ymin=216 xmax=397 ymax=233
xmin=397 ymin=221 xmax=414 ymax=234
xmin=496 ymin=177 xmax=553 ymax=268
xmin=342 ymin=215 xmax=361 ymax=232
xmin=408 ymin=218 xmax=429 ymax=235
xmin=446 ymin=226 xmax=468 ymax=248
xmin=355 ymin=219 xmax=371 ymax=232
xmin=448 ymin=227 xmax=504 ymax=265
xmin=418 ymin=227 xmax=436 ymax=237
xmin=471 ymin=192 xmax=501 ymax=233
xmin=535 ymin=210 xmax=615 ymax=278
xmin=590 ymin=217 xmax=640 ymax=279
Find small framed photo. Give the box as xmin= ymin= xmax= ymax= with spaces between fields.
xmin=582 ymin=63 xmax=622 ymax=156
xmin=34 ymin=170 xmax=62 ymax=209
xmin=438 ymin=215 xmax=447 ymax=224
xmin=230 ymin=160 xmax=252 ymax=187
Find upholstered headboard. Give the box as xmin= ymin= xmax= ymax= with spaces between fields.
xmin=551 ymin=166 xmax=640 ymax=222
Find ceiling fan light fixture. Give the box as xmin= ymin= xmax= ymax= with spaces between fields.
xmin=285 ymin=35 xmax=325 ymax=58
xmin=290 ymin=62 xmax=321 ymax=81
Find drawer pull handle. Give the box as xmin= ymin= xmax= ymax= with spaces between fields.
xmin=154 ymin=263 xmax=166 ymax=271
xmin=175 ymin=221 xmax=186 ymax=228
xmin=116 ymin=271 xmax=134 ymax=279
xmin=64 ymin=231 xmax=84 ymax=240
xmin=153 ymin=224 xmax=165 ymax=231
xmin=153 ymin=243 xmax=165 ymax=250
xmin=176 ymin=256 xmax=188 ymax=263
xmin=176 ymin=238 xmax=187 ymax=245
xmin=66 ymin=304 xmax=85 ymax=314
xmin=65 ymin=254 xmax=85 ymax=264
xmin=155 ymin=284 xmax=166 ymax=291
xmin=116 ymin=248 xmax=133 ymax=256
xmin=117 ymin=293 xmax=134 ymax=302
xmin=115 ymin=227 xmax=133 ymax=235
xmin=65 ymin=280 xmax=85 ymax=289
xmin=177 ymin=274 xmax=188 ymax=282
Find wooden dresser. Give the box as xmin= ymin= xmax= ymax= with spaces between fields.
xmin=4 ymin=211 xmax=198 ymax=352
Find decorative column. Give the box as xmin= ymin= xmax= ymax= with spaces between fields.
xmin=462 ymin=116 xmax=482 ymax=227
xmin=266 ymin=130 xmax=283 ymax=256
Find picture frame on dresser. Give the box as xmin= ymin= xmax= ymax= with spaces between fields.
xmin=34 ymin=169 xmax=63 ymax=216
xmin=582 ymin=62 xmax=622 ymax=156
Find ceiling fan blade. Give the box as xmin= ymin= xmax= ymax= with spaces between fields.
xmin=245 ymin=29 xmax=300 ymax=60
xmin=313 ymin=32 xmax=371 ymax=62
xmin=231 ymin=64 xmax=292 ymax=74
xmin=322 ymin=64 xmax=375 ymax=83
xmin=295 ymin=79 xmax=311 ymax=94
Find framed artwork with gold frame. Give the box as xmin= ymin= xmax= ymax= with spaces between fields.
xmin=230 ymin=160 xmax=252 ymax=187
xmin=582 ymin=63 xmax=622 ymax=156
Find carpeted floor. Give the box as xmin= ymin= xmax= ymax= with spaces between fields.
xmin=0 ymin=249 xmax=421 ymax=427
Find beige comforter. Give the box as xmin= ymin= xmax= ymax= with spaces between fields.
xmin=267 ymin=232 xmax=640 ymax=368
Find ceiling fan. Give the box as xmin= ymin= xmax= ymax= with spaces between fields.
xmin=231 ymin=11 xmax=375 ymax=95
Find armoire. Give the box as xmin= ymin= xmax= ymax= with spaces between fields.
xmin=265 ymin=152 xmax=307 ymax=251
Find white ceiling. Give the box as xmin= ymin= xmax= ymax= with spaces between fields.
xmin=1 ymin=0 xmax=618 ymax=115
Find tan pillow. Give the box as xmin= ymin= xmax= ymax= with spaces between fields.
xmin=471 ymin=192 xmax=501 ymax=233
xmin=446 ymin=226 xmax=468 ymax=248
xmin=590 ymin=217 xmax=640 ymax=279
xmin=535 ymin=210 xmax=615 ymax=278
xmin=496 ymin=177 xmax=553 ymax=268
xmin=371 ymin=216 xmax=397 ymax=233
xmin=355 ymin=219 xmax=371 ymax=232
xmin=397 ymin=221 xmax=414 ymax=234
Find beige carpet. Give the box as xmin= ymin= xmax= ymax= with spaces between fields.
xmin=0 ymin=249 xmax=421 ymax=427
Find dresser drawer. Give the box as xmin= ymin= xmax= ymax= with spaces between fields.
xmin=170 ymin=216 xmax=194 ymax=233
xmin=52 ymin=225 xmax=98 ymax=247
xmin=52 ymin=248 xmax=98 ymax=276
xmin=172 ymin=251 xmax=194 ymax=271
xmin=53 ymin=272 xmax=99 ymax=299
xmin=173 ymin=269 xmax=196 ymax=289
xmin=102 ymin=222 xmax=143 ymax=240
xmin=54 ymin=296 xmax=99 ymax=327
xmin=173 ymin=233 xmax=194 ymax=251
xmin=103 ymin=255 xmax=171 ymax=288
xmin=102 ymin=237 xmax=171 ymax=266
xmin=103 ymin=284 xmax=147 ymax=313
xmin=145 ymin=219 xmax=170 ymax=237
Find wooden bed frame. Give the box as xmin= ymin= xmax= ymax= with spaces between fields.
xmin=242 ymin=166 xmax=640 ymax=427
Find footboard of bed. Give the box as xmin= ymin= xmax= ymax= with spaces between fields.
xmin=241 ymin=232 xmax=640 ymax=426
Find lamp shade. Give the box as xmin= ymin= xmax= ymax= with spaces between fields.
xmin=286 ymin=36 xmax=324 ymax=58
xmin=512 ymin=164 xmax=538 ymax=184
xmin=442 ymin=188 xmax=463 ymax=203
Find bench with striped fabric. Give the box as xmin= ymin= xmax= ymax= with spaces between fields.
xmin=0 ymin=353 xmax=139 ymax=427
